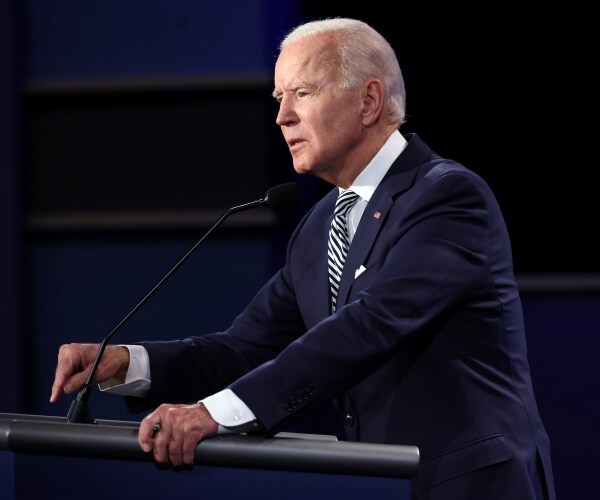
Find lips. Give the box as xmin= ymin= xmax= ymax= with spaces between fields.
xmin=287 ymin=138 xmax=305 ymax=151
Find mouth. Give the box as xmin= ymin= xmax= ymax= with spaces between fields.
xmin=287 ymin=138 xmax=305 ymax=152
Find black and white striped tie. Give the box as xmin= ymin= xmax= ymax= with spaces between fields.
xmin=327 ymin=189 xmax=359 ymax=314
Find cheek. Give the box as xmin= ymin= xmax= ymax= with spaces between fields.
xmin=324 ymin=111 xmax=362 ymax=146
xmin=303 ymin=98 xmax=361 ymax=151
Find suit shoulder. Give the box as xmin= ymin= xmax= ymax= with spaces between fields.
xmin=426 ymin=158 xmax=493 ymax=192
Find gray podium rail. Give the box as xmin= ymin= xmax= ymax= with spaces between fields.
xmin=0 ymin=413 xmax=419 ymax=478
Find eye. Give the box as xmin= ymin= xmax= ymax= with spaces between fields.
xmin=296 ymin=89 xmax=311 ymax=99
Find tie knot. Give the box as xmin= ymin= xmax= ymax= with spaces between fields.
xmin=335 ymin=190 xmax=359 ymax=217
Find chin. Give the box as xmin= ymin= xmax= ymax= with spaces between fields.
xmin=292 ymin=163 xmax=311 ymax=175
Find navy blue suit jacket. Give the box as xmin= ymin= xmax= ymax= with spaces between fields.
xmin=132 ymin=134 xmax=555 ymax=498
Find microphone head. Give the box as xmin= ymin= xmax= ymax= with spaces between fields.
xmin=264 ymin=182 xmax=303 ymax=210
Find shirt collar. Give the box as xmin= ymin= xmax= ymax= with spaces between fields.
xmin=340 ymin=130 xmax=407 ymax=202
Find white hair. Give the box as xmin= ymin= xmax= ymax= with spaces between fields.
xmin=280 ymin=18 xmax=406 ymax=126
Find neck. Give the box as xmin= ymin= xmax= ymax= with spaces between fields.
xmin=322 ymin=126 xmax=397 ymax=189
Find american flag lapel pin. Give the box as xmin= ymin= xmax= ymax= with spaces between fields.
xmin=373 ymin=211 xmax=382 ymax=220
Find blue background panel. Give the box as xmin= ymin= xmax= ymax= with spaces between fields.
xmin=26 ymin=0 xmax=303 ymax=80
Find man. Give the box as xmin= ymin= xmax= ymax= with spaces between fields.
xmin=51 ymin=18 xmax=555 ymax=499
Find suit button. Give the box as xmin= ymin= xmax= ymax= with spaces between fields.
xmin=343 ymin=413 xmax=355 ymax=427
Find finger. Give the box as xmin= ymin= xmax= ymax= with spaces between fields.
xmin=50 ymin=347 xmax=73 ymax=402
xmin=152 ymin=418 xmax=171 ymax=464
xmin=50 ymin=345 xmax=87 ymax=402
xmin=139 ymin=412 xmax=161 ymax=453
xmin=182 ymin=433 xmax=198 ymax=466
xmin=50 ymin=372 xmax=67 ymax=403
xmin=167 ymin=408 xmax=186 ymax=468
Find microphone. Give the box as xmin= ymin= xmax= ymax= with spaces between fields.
xmin=67 ymin=182 xmax=303 ymax=424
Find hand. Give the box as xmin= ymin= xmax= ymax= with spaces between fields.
xmin=139 ymin=402 xmax=219 ymax=468
xmin=50 ymin=343 xmax=130 ymax=403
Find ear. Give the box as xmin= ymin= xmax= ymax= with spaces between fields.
xmin=361 ymin=79 xmax=384 ymax=127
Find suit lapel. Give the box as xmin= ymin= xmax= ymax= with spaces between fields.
xmin=337 ymin=188 xmax=393 ymax=307
xmin=336 ymin=134 xmax=432 ymax=309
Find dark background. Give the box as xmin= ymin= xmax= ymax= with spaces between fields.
xmin=1 ymin=1 xmax=597 ymax=498
xmin=302 ymin=3 xmax=595 ymax=275
xmin=19 ymin=1 xmax=597 ymax=274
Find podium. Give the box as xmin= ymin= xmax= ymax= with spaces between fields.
xmin=0 ymin=413 xmax=419 ymax=499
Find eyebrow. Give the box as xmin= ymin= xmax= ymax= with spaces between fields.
xmin=272 ymin=80 xmax=317 ymax=98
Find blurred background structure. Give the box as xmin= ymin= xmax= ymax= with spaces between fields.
xmin=1 ymin=1 xmax=597 ymax=498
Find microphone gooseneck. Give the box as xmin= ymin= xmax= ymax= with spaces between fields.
xmin=66 ymin=182 xmax=302 ymax=424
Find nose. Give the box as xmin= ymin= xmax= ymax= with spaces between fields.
xmin=275 ymin=95 xmax=297 ymax=127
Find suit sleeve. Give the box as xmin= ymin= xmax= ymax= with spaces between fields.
xmin=124 ymin=211 xmax=315 ymax=412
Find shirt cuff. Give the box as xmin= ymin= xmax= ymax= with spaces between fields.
xmin=201 ymin=388 xmax=260 ymax=434
xmin=99 ymin=344 xmax=150 ymax=397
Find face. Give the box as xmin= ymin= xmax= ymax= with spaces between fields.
xmin=273 ymin=34 xmax=365 ymax=184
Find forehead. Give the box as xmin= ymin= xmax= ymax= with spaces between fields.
xmin=274 ymin=35 xmax=340 ymax=89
